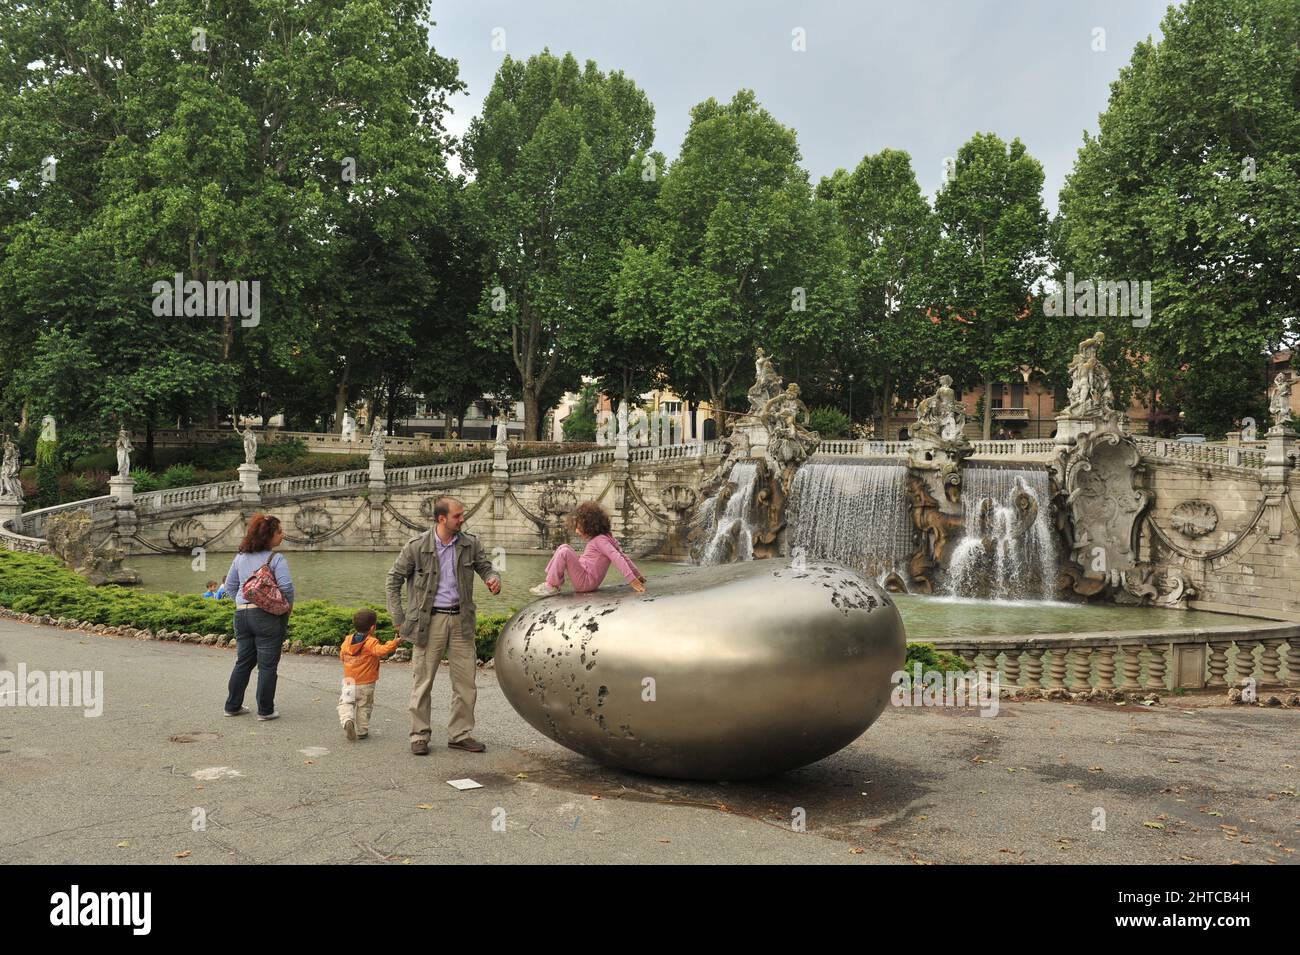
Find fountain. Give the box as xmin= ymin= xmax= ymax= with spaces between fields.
xmin=944 ymin=466 xmax=1058 ymax=601
xmin=788 ymin=460 xmax=914 ymax=581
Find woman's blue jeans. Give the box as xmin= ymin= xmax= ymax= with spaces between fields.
xmin=225 ymin=607 xmax=288 ymax=716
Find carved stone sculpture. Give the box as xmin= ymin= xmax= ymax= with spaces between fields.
xmin=40 ymin=415 xmax=57 ymax=443
xmin=0 ymin=434 xmax=23 ymax=503
xmin=371 ymin=422 xmax=386 ymax=454
xmin=761 ymin=384 xmax=818 ymax=470
xmin=747 ymin=346 xmax=783 ymax=414
xmin=1064 ymin=331 xmax=1117 ymax=421
xmin=1268 ymin=373 xmax=1293 ymax=430
xmin=45 ymin=510 xmax=140 ymax=586
xmin=235 ymin=420 xmax=258 ymax=465
xmin=914 ymin=375 xmax=967 ymax=444
xmin=115 ymin=427 xmax=133 ymax=478
xmin=1169 ymin=500 xmax=1219 ymax=539
xmin=1061 ymin=421 xmax=1150 ymax=594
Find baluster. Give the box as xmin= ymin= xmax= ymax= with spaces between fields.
xmin=975 ymin=648 xmax=999 ymax=680
xmin=1286 ymin=638 xmax=1300 ymax=688
xmin=1070 ymin=647 xmax=1094 ymax=693
xmin=1094 ymin=647 xmax=1116 ymax=690
xmin=1258 ymin=639 xmax=1282 ymax=687
xmin=1203 ymin=643 xmax=1228 ymax=688
xmin=1047 ymin=648 xmax=1069 ymax=689
xmin=1119 ymin=646 xmax=1143 ymax=692
xmin=1231 ymin=640 xmax=1257 ymax=687
xmin=1002 ymin=649 xmax=1021 ymax=687
xmin=1145 ymin=644 xmax=1168 ymax=692
xmin=1022 ymin=649 xmax=1044 ymax=688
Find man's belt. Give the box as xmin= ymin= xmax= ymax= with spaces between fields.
xmin=432 ymin=605 xmax=460 ymax=615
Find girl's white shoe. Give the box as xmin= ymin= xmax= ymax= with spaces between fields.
xmin=530 ymin=582 xmax=560 ymax=596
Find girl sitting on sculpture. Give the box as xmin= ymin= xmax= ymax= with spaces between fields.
xmin=531 ymin=502 xmax=647 ymax=596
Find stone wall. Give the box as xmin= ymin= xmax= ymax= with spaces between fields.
xmin=1139 ymin=460 xmax=1300 ymax=621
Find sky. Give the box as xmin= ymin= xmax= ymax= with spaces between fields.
xmin=427 ymin=0 xmax=1174 ymax=213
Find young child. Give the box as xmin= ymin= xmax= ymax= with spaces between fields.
xmin=531 ymin=502 xmax=647 ymax=596
xmin=202 ymin=581 xmax=221 ymax=599
xmin=338 ymin=609 xmax=402 ymax=740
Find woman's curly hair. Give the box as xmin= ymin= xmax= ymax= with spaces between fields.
xmin=568 ymin=501 xmax=611 ymax=538
xmin=238 ymin=513 xmax=282 ymax=553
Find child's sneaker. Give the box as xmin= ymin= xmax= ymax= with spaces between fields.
xmin=343 ymin=718 xmax=357 ymax=740
xmin=529 ymin=582 xmax=560 ymax=596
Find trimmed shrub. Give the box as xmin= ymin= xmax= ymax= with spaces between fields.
xmin=808 ymin=406 xmax=851 ymax=439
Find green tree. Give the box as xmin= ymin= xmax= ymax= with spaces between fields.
xmin=1056 ymin=0 xmax=1300 ymax=434
xmin=561 ymin=383 xmax=600 ymax=442
xmin=462 ymin=50 xmax=657 ymax=440
xmin=931 ymin=133 xmax=1049 ymax=438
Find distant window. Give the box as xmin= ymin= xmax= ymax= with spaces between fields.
xmin=703 ymin=418 xmax=717 ymax=440
xmin=1011 ymin=382 xmax=1024 ymax=407
xmin=663 ymin=401 xmax=681 ymax=415
xmin=991 ymin=384 xmax=1005 ymax=410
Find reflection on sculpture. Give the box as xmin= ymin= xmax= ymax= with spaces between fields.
xmin=0 ymin=433 xmax=23 ymax=503
xmin=115 ymin=427 xmax=133 ymax=478
xmin=1268 ymin=373 xmax=1292 ymax=429
xmin=497 ymin=560 xmax=905 ymax=780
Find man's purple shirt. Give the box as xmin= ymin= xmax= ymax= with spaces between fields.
xmin=433 ymin=531 xmax=460 ymax=607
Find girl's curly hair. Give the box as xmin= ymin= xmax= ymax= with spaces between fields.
xmin=568 ymin=501 xmax=611 ymax=538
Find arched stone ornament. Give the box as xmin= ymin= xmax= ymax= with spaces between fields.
xmin=1062 ymin=421 xmax=1150 ymax=595
xmin=294 ymin=505 xmax=333 ymax=539
xmin=1169 ymin=500 xmax=1218 ymax=539
xmin=659 ymin=483 xmax=697 ymax=517
xmin=167 ymin=517 xmax=207 ymax=550
xmin=418 ymin=494 xmax=451 ymax=522
xmin=538 ymin=482 xmax=578 ymax=518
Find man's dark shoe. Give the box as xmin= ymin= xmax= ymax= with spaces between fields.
xmin=411 ymin=739 xmax=429 ymax=755
xmin=448 ymin=736 xmax=486 ymax=753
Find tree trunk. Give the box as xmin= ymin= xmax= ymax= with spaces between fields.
xmin=145 ymin=420 xmax=155 ymax=470
xmin=1148 ymin=386 xmax=1156 ymax=436
xmin=523 ymin=389 xmax=542 ymax=442
xmin=982 ymin=376 xmax=993 ymax=439
xmin=881 ymin=377 xmax=894 ymax=440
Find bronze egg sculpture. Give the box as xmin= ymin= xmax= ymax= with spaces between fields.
xmin=495 ymin=560 xmax=906 ymax=780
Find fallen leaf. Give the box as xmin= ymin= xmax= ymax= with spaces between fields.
xmin=514 ymin=773 xmax=528 ymax=779
xmin=1088 ymin=766 xmax=1103 ymax=772
xmin=116 ymin=840 xmax=130 ymax=848
xmin=657 ymin=839 xmax=670 ymax=843
xmin=849 ymin=847 xmax=865 ymax=854
xmin=1143 ymin=821 xmax=1165 ymax=829
xmin=174 ymin=850 xmax=191 ymax=859
xmin=416 ymin=803 xmax=434 ymax=810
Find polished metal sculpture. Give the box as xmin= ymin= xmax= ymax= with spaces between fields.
xmin=495 ymin=560 xmax=906 ymax=780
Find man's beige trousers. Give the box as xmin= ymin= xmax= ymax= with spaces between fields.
xmin=409 ymin=613 xmax=477 ymax=743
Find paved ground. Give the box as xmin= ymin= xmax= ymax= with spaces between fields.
xmin=1 ymin=617 xmax=1296 ymax=864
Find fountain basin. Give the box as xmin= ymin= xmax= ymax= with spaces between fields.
xmin=495 ymin=560 xmax=905 ymax=779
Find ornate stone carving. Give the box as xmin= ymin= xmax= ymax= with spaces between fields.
xmin=1116 ymin=562 xmax=1197 ymax=609
xmin=235 ymin=419 xmax=258 ymax=465
xmin=1061 ymin=420 xmax=1150 ymax=595
xmin=905 ymin=473 xmax=965 ymax=594
xmin=760 ymin=384 xmax=818 ymax=470
xmin=0 ymin=433 xmax=23 ymax=503
xmin=1268 ymin=372 xmax=1293 ymax=430
xmin=45 ymin=510 xmax=140 ymax=585
xmin=293 ymin=505 xmax=333 ymax=538
xmin=538 ymin=482 xmax=577 ymax=518
xmin=914 ymin=375 xmax=967 ymax=444
xmin=1169 ymin=500 xmax=1218 ymax=539
xmin=167 ymin=517 xmax=207 ymax=550
xmin=747 ymin=346 xmax=783 ymax=415
xmin=1064 ymin=331 xmax=1116 ymax=421
xmin=418 ymin=494 xmax=451 ymax=521
xmin=115 ymin=427 xmax=133 ymax=477
xmin=659 ymin=484 xmax=697 ymax=515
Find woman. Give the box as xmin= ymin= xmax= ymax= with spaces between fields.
xmin=530 ymin=502 xmax=646 ymax=596
xmin=222 ymin=514 xmax=294 ymax=719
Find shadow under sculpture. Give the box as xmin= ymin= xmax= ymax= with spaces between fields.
xmin=496 ymin=560 xmax=906 ymax=780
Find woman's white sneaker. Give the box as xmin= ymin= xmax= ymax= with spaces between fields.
xmin=529 ymin=582 xmax=560 ymax=596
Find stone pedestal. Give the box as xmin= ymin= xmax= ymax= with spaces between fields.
xmin=1053 ymin=414 xmax=1100 ymax=449
xmin=1261 ymin=426 xmax=1295 ymax=540
xmin=238 ymin=464 xmax=261 ymax=507
xmin=490 ymin=443 xmax=509 ymax=521
xmin=109 ymin=474 xmax=134 ymax=505
xmin=0 ymin=498 xmax=21 ymax=528
xmin=368 ymin=450 xmax=386 ymax=492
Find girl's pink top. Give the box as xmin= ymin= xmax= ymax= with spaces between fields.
xmin=580 ymin=533 xmax=643 ymax=583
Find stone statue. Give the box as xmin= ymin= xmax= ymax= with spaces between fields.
xmin=1065 ymin=331 xmax=1116 ymax=420
xmin=39 ymin=415 xmax=57 ymax=443
xmin=341 ymin=412 xmax=357 ymax=443
xmin=761 ymin=383 xmax=818 ymax=468
xmin=915 ymin=375 xmax=966 ymax=444
xmin=234 ymin=419 xmax=257 ymax=465
xmin=747 ymin=346 xmax=784 ymax=415
xmin=494 ymin=415 xmax=508 ymax=447
xmin=371 ymin=422 xmax=386 ymax=454
xmin=617 ymin=400 xmax=629 ymax=441
xmin=45 ymin=510 xmax=141 ymax=586
xmin=1268 ymin=373 xmax=1292 ymax=429
xmin=0 ymin=434 xmax=23 ymax=503
xmin=115 ymin=427 xmax=133 ymax=477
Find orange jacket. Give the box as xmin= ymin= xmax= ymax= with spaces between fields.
xmin=340 ymin=631 xmax=401 ymax=685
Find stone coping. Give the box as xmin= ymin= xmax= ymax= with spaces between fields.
xmin=922 ymin=619 xmax=1300 ymax=651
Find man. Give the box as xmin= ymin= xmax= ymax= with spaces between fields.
xmin=386 ymin=496 xmax=501 ymax=755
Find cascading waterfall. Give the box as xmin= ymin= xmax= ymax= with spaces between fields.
xmin=699 ymin=462 xmax=759 ymax=564
xmin=945 ymin=466 xmax=1058 ymax=601
xmin=787 ymin=460 xmax=914 ymax=580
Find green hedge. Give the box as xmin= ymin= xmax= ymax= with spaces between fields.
xmin=0 ymin=550 xmax=513 ymax=661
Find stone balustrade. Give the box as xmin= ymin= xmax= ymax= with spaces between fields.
xmin=930 ymin=622 xmax=1300 ymax=695
xmin=1131 ymin=435 xmax=1266 ymax=469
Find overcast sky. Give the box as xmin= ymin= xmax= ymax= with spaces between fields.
xmin=428 ymin=0 xmax=1173 ymax=213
